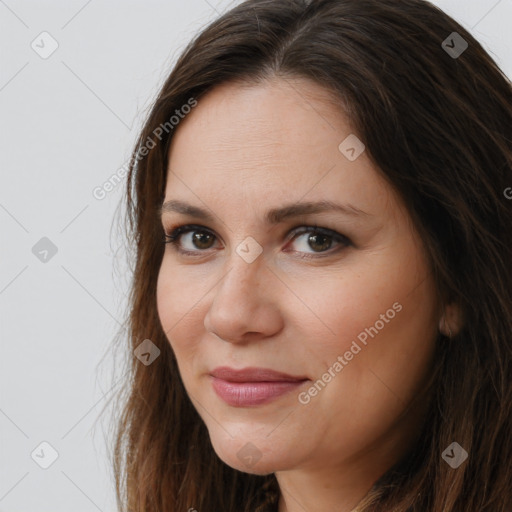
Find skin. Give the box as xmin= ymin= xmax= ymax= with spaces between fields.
xmin=156 ymin=77 xmax=457 ymax=512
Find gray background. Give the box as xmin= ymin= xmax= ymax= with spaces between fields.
xmin=1 ymin=1 xmax=511 ymax=510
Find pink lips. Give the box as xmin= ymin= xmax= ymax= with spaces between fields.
xmin=209 ymin=366 xmax=309 ymax=407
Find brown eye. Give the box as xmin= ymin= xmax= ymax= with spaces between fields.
xmin=164 ymin=225 xmax=219 ymax=255
xmin=163 ymin=224 xmax=351 ymax=259
xmin=287 ymin=226 xmax=351 ymax=257
xmin=306 ymin=233 xmax=333 ymax=252
xmin=190 ymin=230 xmax=215 ymax=250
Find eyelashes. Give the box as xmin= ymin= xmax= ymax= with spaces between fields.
xmin=162 ymin=223 xmax=352 ymax=259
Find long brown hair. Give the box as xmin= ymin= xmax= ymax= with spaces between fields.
xmin=106 ymin=0 xmax=512 ymax=510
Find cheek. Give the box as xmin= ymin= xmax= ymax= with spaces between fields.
xmin=156 ymin=262 xmax=204 ymax=360
xmin=284 ymin=267 xmax=393 ymax=362
xmin=156 ymin=264 xmax=177 ymax=337
xmin=292 ymin=250 xmax=437 ymax=398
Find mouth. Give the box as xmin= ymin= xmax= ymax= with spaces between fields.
xmin=209 ymin=366 xmax=310 ymax=407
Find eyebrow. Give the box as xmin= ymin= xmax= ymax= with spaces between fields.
xmin=159 ymin=199 xmax=372 ymax=224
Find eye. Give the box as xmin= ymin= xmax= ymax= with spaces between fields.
xmin=286 ymin=226 xmax=351 ymax=258
xmin=162 ymin=224 xmax=351 ymax=259
xmin=163 ymin=224 xmax=219 ymax=256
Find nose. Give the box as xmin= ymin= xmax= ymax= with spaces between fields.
xmin=203 ymin=251 xmax=284 ymax=344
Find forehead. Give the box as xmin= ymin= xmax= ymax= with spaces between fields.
xmin=164 ymin=78 xmax=398 ymax=221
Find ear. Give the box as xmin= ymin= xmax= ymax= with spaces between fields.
xmin=438 ymin=301 xmax=464 ymax=337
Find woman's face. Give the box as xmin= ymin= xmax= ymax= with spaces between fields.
xmin=156 ymin=77 xmax=441 ymax=478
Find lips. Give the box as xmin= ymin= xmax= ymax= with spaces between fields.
xmin=209 ymin=366 xmax=309 ymax=407
xmin=209 ymin=366 xmax=308 ymax=383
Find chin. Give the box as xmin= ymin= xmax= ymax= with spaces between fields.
xmin=210 ymin=433 xmax=297 ymax=475
xmin=217 ymin=451 xmax=284 ymax=476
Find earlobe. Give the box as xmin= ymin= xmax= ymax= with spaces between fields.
xmin=438 ymin=302 xmax=464 ymax=338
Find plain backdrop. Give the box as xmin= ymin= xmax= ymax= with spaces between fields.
xmin=1 ymin=1 xmax=511 ymax=510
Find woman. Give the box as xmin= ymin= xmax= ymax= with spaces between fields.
xmin=110 ymin=0 xmax=512 ymax=510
